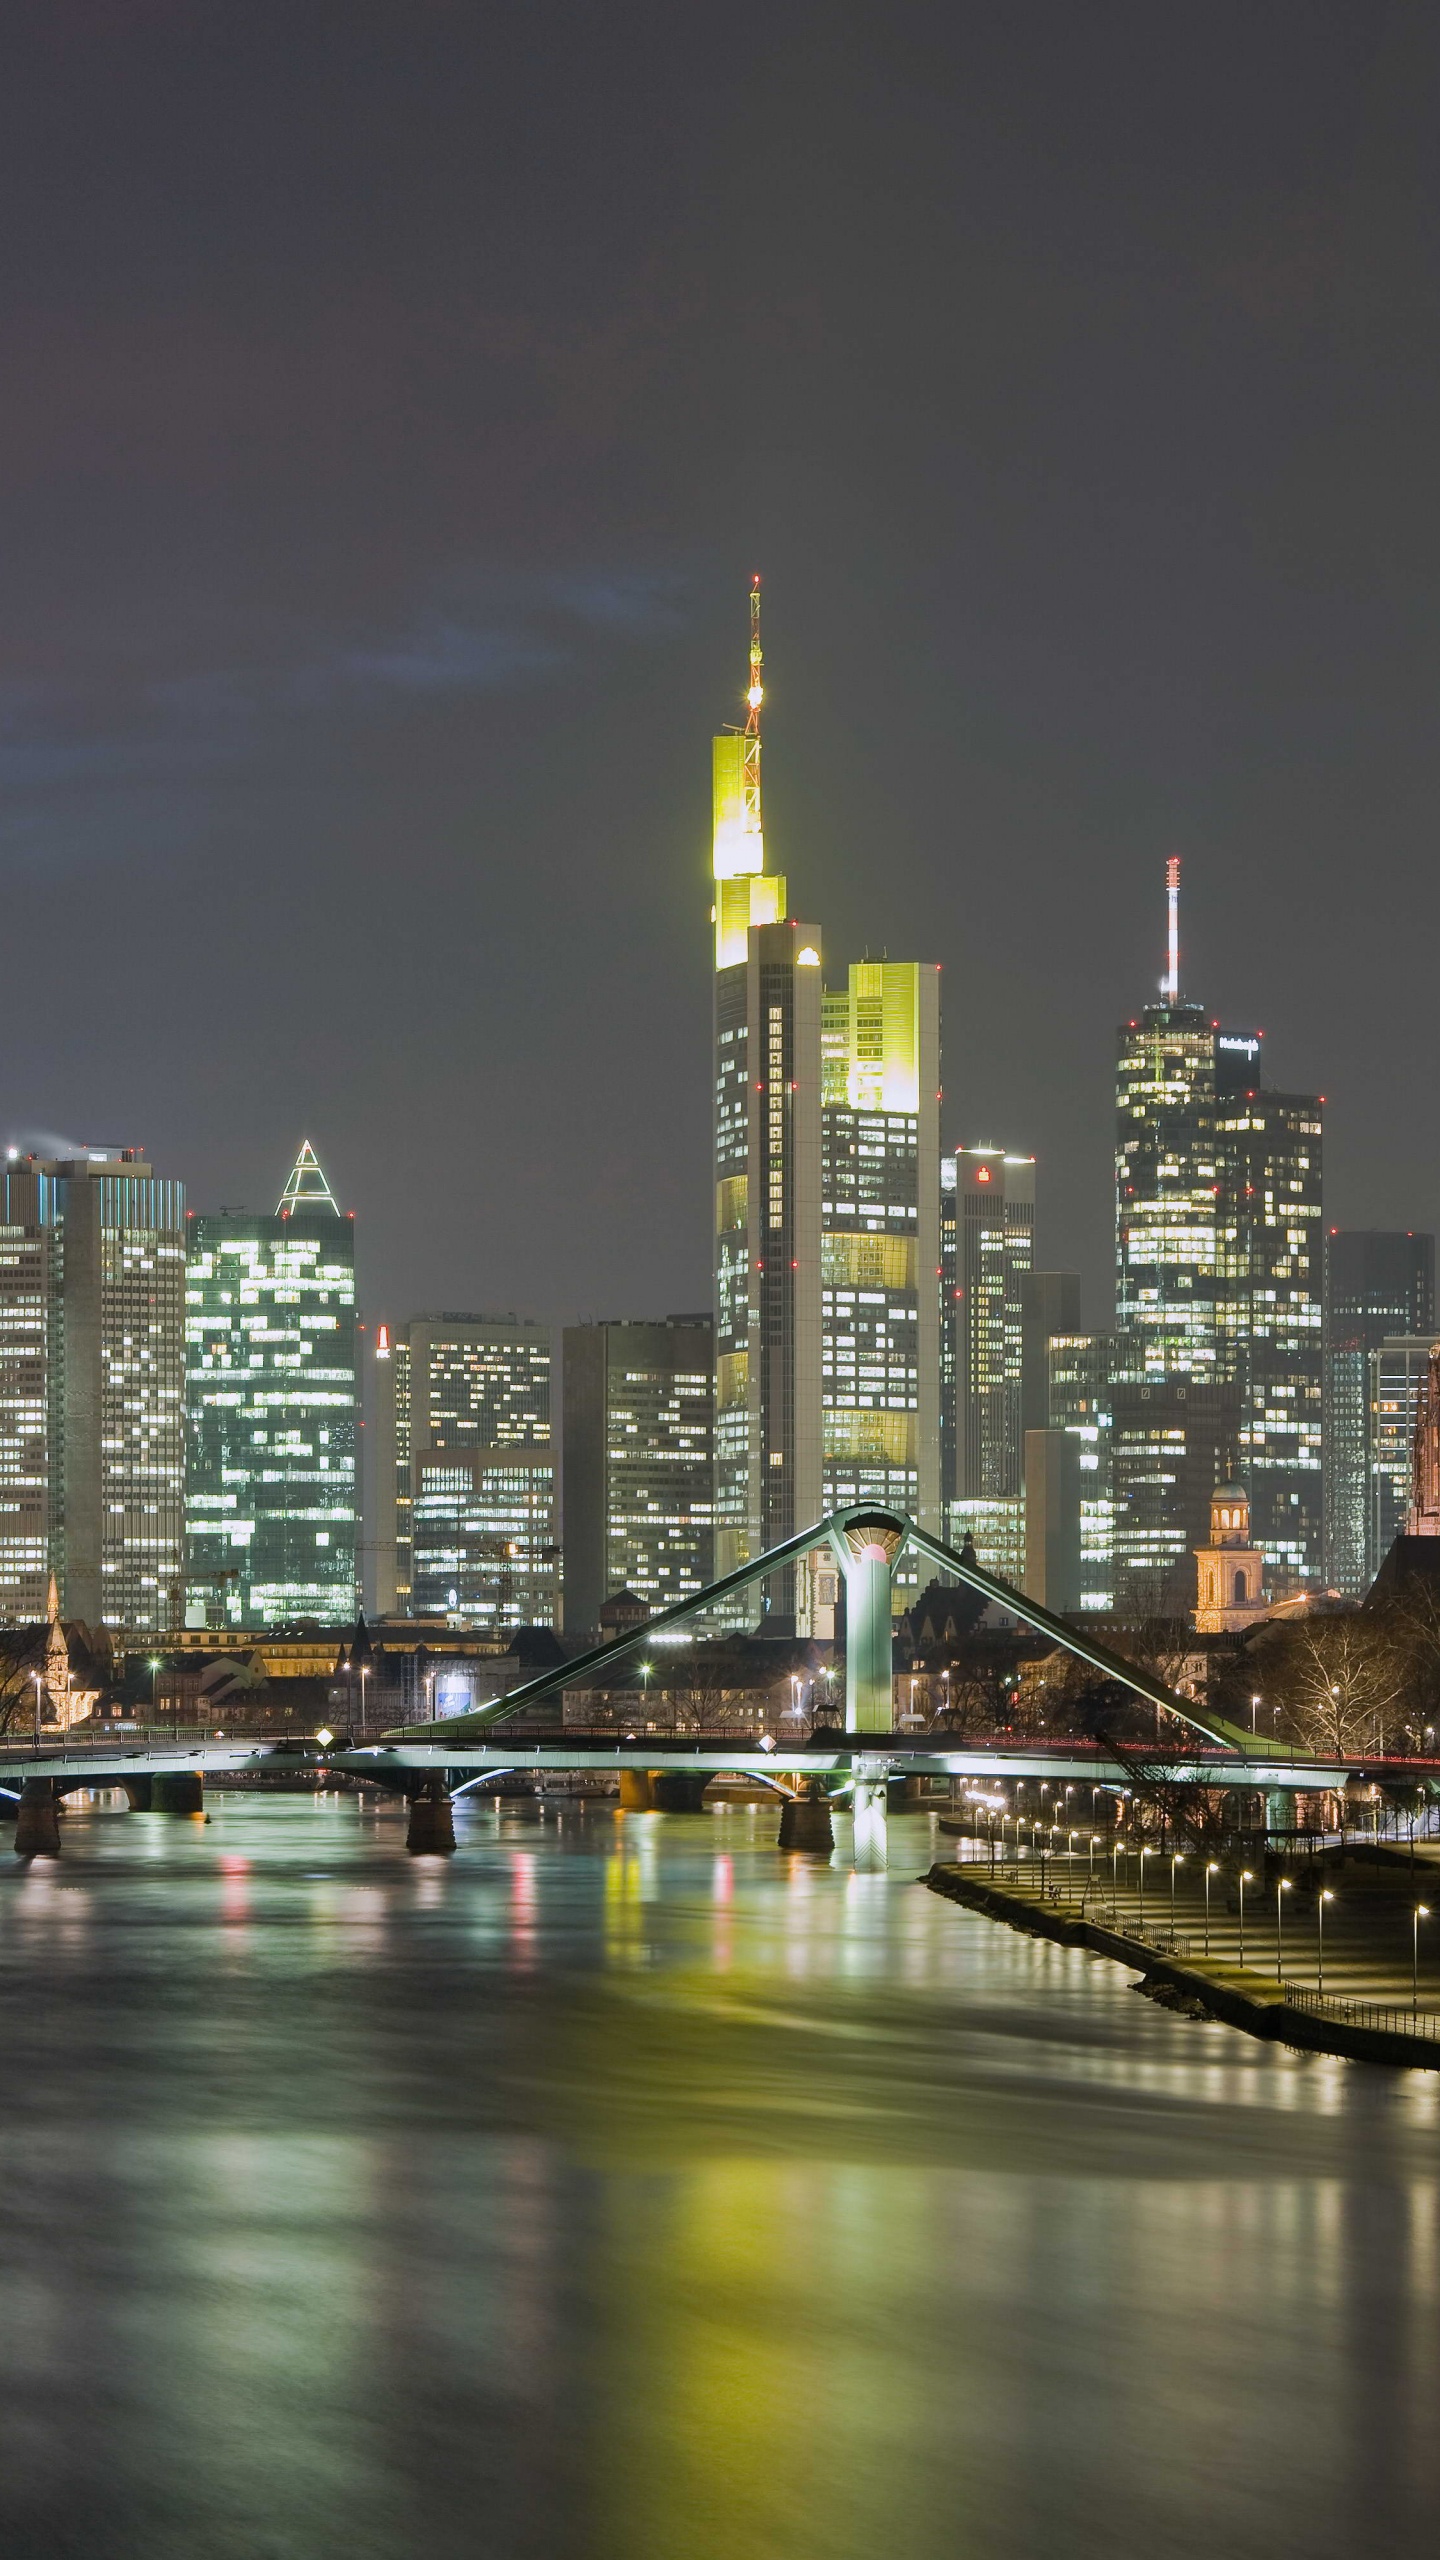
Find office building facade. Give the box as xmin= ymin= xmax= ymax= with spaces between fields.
xmin=1110 ymin=1377 xmax=1242 ymax=1610
xmin=184 ymin=1144 xmax=358 ymax=1629
xmin=1112 ymin=873 xmax=1323 ymax=1600
xmin=1020 ymin=1269 xmax=1082 ymax=1440
xmin=1372 ymin=1336 xmax=1437 ymax=1577
xmin=1046 ymin=1332 xmax=1116 ymax=1612
xmin=1323 ymin=1231 xmax=1434 ymax=1596
xmin=0 ymin=1149 xmax=185 ymax=1630
xmin=709 ymin=585 xmax=940 ymax=1621
xmin=374 ymin=1313 xmax=556 ymax=1628
xmin=562 ymin=1316 xmax=714 ymax=1634
xmin=940 ymin=1148 xmax=1034 ymax=1580
xmin=820 ymin=961 xmax=940 ymax=1573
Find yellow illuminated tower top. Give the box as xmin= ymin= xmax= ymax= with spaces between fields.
xmin=712 ymin=575 xmax=787 ymax=966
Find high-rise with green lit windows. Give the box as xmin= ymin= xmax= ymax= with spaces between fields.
xmin=183 ymin=1143 xmax=358 ymax=1627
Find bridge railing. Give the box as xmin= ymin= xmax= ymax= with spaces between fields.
xmin=1284 ymin=1987 xmax=1440 ymax=2043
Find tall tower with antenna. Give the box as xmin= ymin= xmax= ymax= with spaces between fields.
xmin=1163 ymin=856 xmax=1181 ymax=1001
xmin=711 ymin=576 xmax=787 ymax=967
xmin=1112 ymin=860 xmax=1323 ymax=1605
xmin=710 ymin=580 xmax=822 ymax=1609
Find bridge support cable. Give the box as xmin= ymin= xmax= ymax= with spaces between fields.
xmin=901 ymin=1521 xmax=1309 ymax=1762
xmin=388 ymin=1518 xmax=848 ymax=1740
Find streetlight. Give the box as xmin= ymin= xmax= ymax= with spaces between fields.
xmin=1251 ymin=1693 xmax=1261 ymax=1735
xmin=1204 ymin=1861 xmax=1219 ymax=1959
xmin=30 ymin=1668 xmax=43 ymax=1751
xmin=1138 ymin=1844 xmax=1152 ymax=1930
xmin=1068 ymin=1829 xmax=1078 ymax=1893
xmin=1316 ymin=1889 xmax=1334 ymax=1998
xmin=1169 ymin=1851 xmax=1184 ymax=1939
xmin=1275 ymin=1876 xmax=1292 ymax=1983
xmin=358 ymin=1664 xmax=369 ymax=1732
xmin=149 ymin=1655 xmax=162 ymax=1731
xmin=1414 ymin=1906 xmax=1430 ymax=2022
xmin=1238 ymin=1869 xmax=1253 ymax=1969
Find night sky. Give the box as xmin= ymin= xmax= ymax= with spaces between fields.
xmin=5 ymin=2 xmax=1439 ymax=1336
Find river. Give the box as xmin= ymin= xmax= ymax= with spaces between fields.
xmin=1 ymin=1789 xmax=1437 ymax=2560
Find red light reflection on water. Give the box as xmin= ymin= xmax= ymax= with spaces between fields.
xmin=217 ymin=1854 xmax=250 ymax=1926
xmin=509 ymin=1853 xmax=537 ymax=1969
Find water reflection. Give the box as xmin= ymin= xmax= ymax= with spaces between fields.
xmin=0 ymin=1793 xmax=1436 ymax=2560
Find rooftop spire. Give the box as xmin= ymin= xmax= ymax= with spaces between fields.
xmin=276 ymin=1140 xmax=339 ymax=1216
xmin=1162 ymin=855 xmax=1180 ymax=1002
xmin=742 ymin=573 xmax=763 ymax=838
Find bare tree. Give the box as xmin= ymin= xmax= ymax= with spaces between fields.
xmin=1268 ymin=1615 xmax=1407 ymax=1756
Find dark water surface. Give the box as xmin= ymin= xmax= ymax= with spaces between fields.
xmin=1 ymin=1792 xmax=1437 ymax=2560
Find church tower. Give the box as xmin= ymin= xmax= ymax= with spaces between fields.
xmin=1193 ymin=1481 xmax=1269 ymax=1633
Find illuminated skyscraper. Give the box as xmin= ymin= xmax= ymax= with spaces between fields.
xmin=1112 ymin=866 xmax=1323 ymax=1602
xmin=184 ymin=1144 xmax=358 ymax=1628
xmin=1322 ymin=1231 xmax=1434 ymax=1595
xmin=939 ymin=1146 xmax=1034 ymax=1577
xmin=1372 ymin=1336 xmax=1437 ymax=1578
xmin=1046 ymin=1332 xmax=1115 ymax=1610
xmin=820 ymin=962 xmax=940 ymax=1577
xmin=373 ymin=1313 xmax=556 ymax=1628
xmin=0 ymin=1149 xmax=185 ymax=1629
xmin=710 ymin=581 xmax=822 ymax=1615
xmin=709 ymin=584 xmax=940 ymax=1620
xmin=562 ymin=1316 xmax=713 ymax=1632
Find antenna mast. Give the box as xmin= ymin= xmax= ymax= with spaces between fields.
xmin=1163 ymin=856 xmax=1180 ymax=1002
xmin=742 ymin=574 xmax=763 ymax=839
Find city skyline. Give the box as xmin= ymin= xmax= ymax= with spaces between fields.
xmin=5 ymin=774 xmax=1428 ymax=1355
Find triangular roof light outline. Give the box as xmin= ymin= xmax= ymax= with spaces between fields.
xmin=276 ymin=1140 xmax=340 ymax=1217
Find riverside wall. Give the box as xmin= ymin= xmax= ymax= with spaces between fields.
xmin=925 ymin=1860 xmax=1440 ymax=2072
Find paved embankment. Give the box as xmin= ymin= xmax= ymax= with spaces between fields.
xmin=925 ymin=1861 xmax=1440 ymax=2071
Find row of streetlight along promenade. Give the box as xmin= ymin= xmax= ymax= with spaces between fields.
xmin=942 ymin=1790 xmax=1440 ymax=2032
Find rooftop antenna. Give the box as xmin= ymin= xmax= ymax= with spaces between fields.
xmin=1162 ymin=856 xmax=1180 ymax=1002
xmin=742 ymin=574 xmax=763 ymax=840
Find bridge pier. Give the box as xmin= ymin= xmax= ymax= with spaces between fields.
xmin=151 ymin=1772 xmax=204 ymax=1816
xmin=14 ymin=1778 xmax=61 ymax=1858
xmin=851 ymin=1759 xmax=890 ymax=1871
xmin=406 ymin=1779 xmax=455 ymax=1856
xmin=777 ymin=1781 xmax=834 ymax=1851
xmin=650 ymin=1771 xmax=710 ymax=1813
xmin=618 ymin=1769 xmax=656 ymax=1812
xmin=122 ymin=1777 xmax=153 ymax=1812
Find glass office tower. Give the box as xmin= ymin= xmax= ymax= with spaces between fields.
xmin=184 ymin=1144 xmax=358 ymax=1627
xmin=562 ymin=1317 xmax=713 ymax=1633
xmin=1323 ymin=1231 xmax=1434 ymax=1595
xmin=373 ymin=1313 xmax=557 ymax=1629
xmin=708 ymin=587 xmax=942 ymax=1621
xmin=1112 ymin=887 xmax=1323 ymax=1601
xmin=0 ymin=1149 xmax=185 ymax=1630
xmin=1372 ymin=1336 xmax=1437 ymax=1575
xmin=820 ymin=962 xmax=940 ymax=1570
xmin=939 ymin=1147 xmax=1034 ymax=1582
